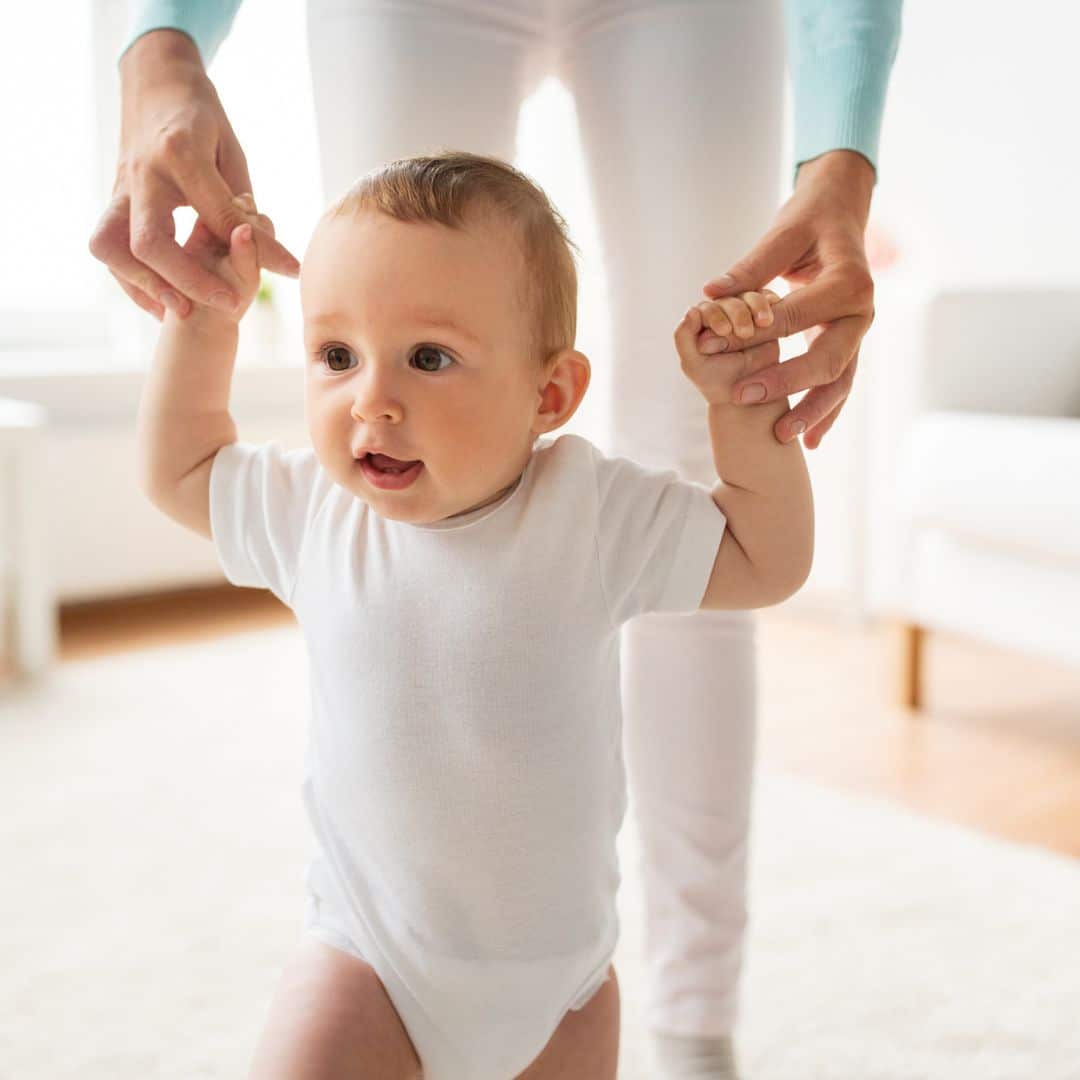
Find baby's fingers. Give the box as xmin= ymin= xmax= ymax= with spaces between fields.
xmin=701 ymin=296 xmax=757 ymax=341
xmin=675 ymin=305 xmax=707 ymax=368
xmin=741 ymin=289 xmax=781 ymax=329
xmin=229 ymin=222 xmax=260 ymax=284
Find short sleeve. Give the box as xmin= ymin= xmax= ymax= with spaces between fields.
xmin=592 ymin=448 xmax=727 ymax=625
xmin=209 ymin=440 xmax=326 ymax=606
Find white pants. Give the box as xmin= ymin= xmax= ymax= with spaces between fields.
xmin=306 ymin=0 xmax=784 ymax=1039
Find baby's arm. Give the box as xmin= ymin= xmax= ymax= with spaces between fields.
xmin=135 ymin=194 xmax=265 ymax=539
xmin=675 ymin=291 xmax=814 ymax=609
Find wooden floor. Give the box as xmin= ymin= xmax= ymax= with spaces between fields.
xmin=57 ymin=586 xmax=1080 ymax=859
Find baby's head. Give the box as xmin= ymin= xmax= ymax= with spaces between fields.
xmin=300 ymin=150 xmax=591 ymax=525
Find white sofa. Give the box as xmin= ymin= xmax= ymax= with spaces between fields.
xmin=0 ymin=396 xmax=54 ymax=685
xmin=0 ymin=361 xmax=308 ymax=688
xmin=892 ymin=289 xmax=1080 ymax=708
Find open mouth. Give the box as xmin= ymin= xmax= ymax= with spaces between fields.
xmin=359 ymin=453 xmax=425 ymax=489
xmin=364 ymin=452 xmax=421 ymax=473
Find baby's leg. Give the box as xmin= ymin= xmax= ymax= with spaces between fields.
xmin=247 ymin=937 xmax=421 ymax=1079
xmin=515 ymin=965 xmax=620 ymax=1080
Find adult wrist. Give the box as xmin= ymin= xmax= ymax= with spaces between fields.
xmin=119 ymin=28 xmax=205 ymax=85
xmin=795 ymin=149 xmax=875 ymax=227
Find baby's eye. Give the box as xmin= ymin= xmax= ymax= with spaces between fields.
xmin=412 ymin=345 xmax=455 ymax=373
xmin=320 ymin=345 xmax=354 ymax=372
xmin=314 ymin=344 xmax=455 ymax=374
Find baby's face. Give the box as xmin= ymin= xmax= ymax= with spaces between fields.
xmin=301 ymin=209 xmax=544 ymax=524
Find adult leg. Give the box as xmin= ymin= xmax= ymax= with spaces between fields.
xmin=555 ymin=0 xmax=785 ymax=1057
xmin=306 ymin=0 xmax=548 ymax=204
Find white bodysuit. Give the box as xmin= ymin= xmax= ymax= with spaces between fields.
xmin=209 ymin=432 xmax=727 ymax=1079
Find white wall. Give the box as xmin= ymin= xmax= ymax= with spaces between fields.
xmin=0 ymin=2 xmax=98 ymax=313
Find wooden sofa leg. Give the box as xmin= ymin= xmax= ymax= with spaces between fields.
xmin=896 ymin=622 xmax=925 ymax=711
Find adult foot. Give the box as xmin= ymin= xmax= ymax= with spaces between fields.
xmin=650 ymin=1029 xmax=742 ymax=1080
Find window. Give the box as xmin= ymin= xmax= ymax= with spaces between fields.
xmin=0 ymin=1 xmax=105 ymax=369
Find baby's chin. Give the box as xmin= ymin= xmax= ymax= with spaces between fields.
xmin=364 ymin=487 xmax=505 ymax=525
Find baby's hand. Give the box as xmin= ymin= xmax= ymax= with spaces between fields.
xmin=675 ymin=289 xmax=782 ymax=405
xmin=177 ymin=192 xmax=271 ymax=324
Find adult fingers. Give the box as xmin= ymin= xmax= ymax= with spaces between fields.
xmin=206 ymin=135 xmax=301 ymax=278
xmin=799 ymin=354 xmax=859 ymax=450
xmin=773 ymin=352 xmax=859 ymax=446
xmin=702 ymin=223 xmax=811 ymax=298
xmin=697 ymin=264 xmax=874 ymax=356
xmin=110 ymin=267 xmax=164 ymax=322
xmin=89 ymin=191 xmax=192 ymax=317
xmin=231 ymin=193 xmax=278 ymax=245
xmin=765 ymin=264 xmax=874 ymax=341
xmin=802 ymin=396 xmax=846 ymax=450
xmin=126 ymin=167 xmax=245 ymax=313
xmin=729 ymin=315 xmax=864 ymax=407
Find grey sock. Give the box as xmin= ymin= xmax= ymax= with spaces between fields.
xmin=650 ymin=1030 xmax=742 ymax=1080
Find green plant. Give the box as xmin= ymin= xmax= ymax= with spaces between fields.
xmin=255 ymin=270 xmax=274 ymax=305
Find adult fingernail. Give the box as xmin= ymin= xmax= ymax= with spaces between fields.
xmin=789 ymin=420 xmax=807 ymax=438
xmin=739 ymin=383 xmax=767 ymax=403
xmin=701 ymin=337 xmax=728 ymax=354
xmin=209 ymin=291 xmax=238 ymax=313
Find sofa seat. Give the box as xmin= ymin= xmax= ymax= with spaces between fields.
xmin=900 ymin=411 xmax=1080 ymax=564
xmin=897 ymin=410 xmax=1080 ymax=681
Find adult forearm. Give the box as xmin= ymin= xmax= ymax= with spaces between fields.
xmin=135 ymin=313 xmax=239 ymax=497
xmin=118 ymin=28 xmax=209 ymax=165
xmin=708 ymin=400 xmax=814 ymax=591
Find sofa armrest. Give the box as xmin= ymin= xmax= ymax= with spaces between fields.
xmin=917 ymin=289 xmax=1080 ymax=418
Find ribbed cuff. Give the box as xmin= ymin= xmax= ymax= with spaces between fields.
xmin=790 ymin=44 xmax=895 ymax=188
xmin=116 ymin=1 xmax=241 ymax=70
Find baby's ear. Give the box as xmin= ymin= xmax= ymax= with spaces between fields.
xmin=534 ymin=347 xmax=591 ymax=434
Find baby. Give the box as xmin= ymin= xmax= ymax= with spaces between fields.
xmin=135 ymin=152 xmax=813 ymax=1080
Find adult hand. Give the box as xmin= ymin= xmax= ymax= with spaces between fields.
xmin=696 ymin=150 xmax=877 ymax=449
xmin=89 ymin=29 xmax=300 ymax=323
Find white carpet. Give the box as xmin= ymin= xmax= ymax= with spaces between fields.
xmin=2 ymin=625 xmax=1079 ymax=1079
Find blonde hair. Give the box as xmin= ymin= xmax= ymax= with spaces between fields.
xmin=324 ymin=150 xmax=581 ymax=371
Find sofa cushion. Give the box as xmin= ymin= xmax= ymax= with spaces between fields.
xmin=898 ymin=411 xmax=1080 ymax=564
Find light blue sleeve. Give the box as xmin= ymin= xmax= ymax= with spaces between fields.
xmin=784 ymin=0 xmax=903 ymax=187
xmin=117 ymin=0 xmax=245 ymax=69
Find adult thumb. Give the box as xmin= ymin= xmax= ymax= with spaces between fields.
xmin=218 ymin=145 xmax=301 ymax=277
xmin=702 ymin=227 xmax=807 ymax=298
